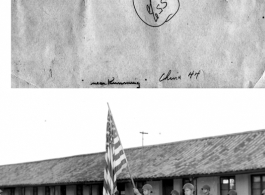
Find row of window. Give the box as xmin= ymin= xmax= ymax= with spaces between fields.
xmin=134 ymin=177 xmax=236 ymax=195
xmin=3 ymin=174 xmax=265 ymax=195
xmin=252 ymin=175 xmax=265 ymax=195
xmin=184 ymin=175 xmax=265 ymax=195
xmin=6 ymin=185 xmax=95 ymax=195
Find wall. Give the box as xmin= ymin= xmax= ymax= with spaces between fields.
xmin=173 ymin=179 xmax=182 ymax=195
xmin=55 ymin=186 xmax=60 ymax=195
xmin=15 ymin=188 xmax=21 ymax=195
xmin=236 ymin=174 xmax=250 ymax=195
xmin=124 ymin=180 xmax=162 ymax=195
xmin=83 ymin=185 xmax=90 ymax=195
xmin=147 ymin=181 xmax=162 ymax=195
xmin=92 ymin=185 xmax=99 ymax=195
xmin=2 ymin=189 xmax=8 ymax=195
xmin=125 ymin=182 xmax=134 ymax=195
xmin=25 ymin=187 xmax=33 ymax=195
xmin=197 ymin=177 xmax=219 ymax=195
xmin=2 ymin=172 xmax=263 ymax=195
xmin=25 ymin=188 xmax=31 ymax=195
xmin=38 ymin=187 xmax=45 ymax=195
xmin=67 ymin=185 xmax=76 ymax=195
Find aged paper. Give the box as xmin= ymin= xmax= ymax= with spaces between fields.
xmin=11 ymin=0 xmax=265 ymax=88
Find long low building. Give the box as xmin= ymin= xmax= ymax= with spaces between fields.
xmin=1 ymin=130 xmax=265 ymax=195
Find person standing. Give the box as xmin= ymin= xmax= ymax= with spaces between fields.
xmin=183 ymin=183 xmax=195 ymax=195
xmin=134 ymin=184 xmax=153 ymax=195
xmin=201 ymin=185 xmax=210 ymax=195
xmin=227 ymin=190 xmax=237 ymax=195
xmin=171 ymin=190 xmax=180 ymax=195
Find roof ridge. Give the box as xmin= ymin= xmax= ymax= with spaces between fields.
xmin=1 ymin=129 xmax=264 ymax=167
xmin=124 ymin=128 xmax=265 ymax=151
xmin=0 ymin=151 xmax=105 ymax=167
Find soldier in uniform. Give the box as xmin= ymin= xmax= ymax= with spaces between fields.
xmin=227 ymin=190 xmax=237 ymax=195
xmin=201 ymin=185 xmax=210 ymax=195
xmin=183 ymin=183 xmax=194 ymax=195
xmin=171 ymin=190 xmax=179 ymax=195
xmin=134 ymin=184 xmax=153 ymax=195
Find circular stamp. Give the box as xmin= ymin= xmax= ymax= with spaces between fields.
xmin=133 ymin=0 xmax=180 ymax=27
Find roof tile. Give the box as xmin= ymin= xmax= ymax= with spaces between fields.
xmin=1 ymin=130 xmax=265 ymax=186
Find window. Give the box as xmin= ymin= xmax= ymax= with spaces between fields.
xmin=50 ymin=187 xmax=55 ymax=195
xmin=89 ymin=185 xmax=92 ymax=195
xmin=33 ymin=187 xmax=38 ymax=195
xmin=163 ymin=179 xmax=173 ymax=195
xmin=98 ymin=184 xmax=103 ymax=195
xmin=21 ymin=187 xmax=25 ymax=195
xmin=45 ymin=187 xmax=50 ymax=195
xmin=77 ymin=185 xmax=83 ymax=195
xmin=220 ymin=177 xmax=236 ymax=195
xmin=60 ymin=186 xmax=66 ymax=195
xmin=5 ymin=188 xmax=15 ymax=195
xmin=252 ymin=175 xmax=265 ymax=195
xmin=117 ymin=183 xmax=125 ymax=195
xmin=10 ymin=188 xmax=15 ymax=195
xmin=136 ymin=181 xmax=146 ymax=194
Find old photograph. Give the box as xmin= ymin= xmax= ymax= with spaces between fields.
xmin=1 ymin=90 xmax=265 ymax=195
xmin=11 ymin=0 xmax=265 ymax=88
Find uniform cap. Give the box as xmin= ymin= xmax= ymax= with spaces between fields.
xmin=183 ymin=183 xmax=194 ymax=191
xmin=171 ymin=190 xmax=179 ymax=195
xmin=262 ymin=189 xmax=265 ymax=194
xmin=142 ymin=184 xmax=153 ymax=191
xmin=201 ymin=185 xmax=210 ymax=191
xmin=227 ymin=190 xmax=237 ymax=195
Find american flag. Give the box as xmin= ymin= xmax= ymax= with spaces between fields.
xmin=103 ymin=109 xmax=128 ymax=195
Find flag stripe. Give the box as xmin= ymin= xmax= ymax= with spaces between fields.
xmin=114 ymin=152 xmax=126 ymax=164
xmin=114 ymin=145 xmax=122 ymax=156
xmin=103 ymin=110 xmax=128 ymax=195
xmin=115 ymin=162 xmax=127 ymax=176
xmin=115 ymin=159 xmax=127 ymax=172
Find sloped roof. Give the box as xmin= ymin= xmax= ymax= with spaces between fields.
xmin=1 ymin=129 xmax=265 ymax=187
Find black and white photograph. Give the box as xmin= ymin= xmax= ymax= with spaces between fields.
xmin=1 ymin=3 xmax=265 ymax=195
xmin=11 ymin=0 xmax=265 ymax=88
xmin=0 ymin=90 xmax=265 ymax=195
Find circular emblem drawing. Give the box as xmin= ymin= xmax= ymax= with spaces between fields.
xmin=133 ymin=0 xmax=180 ymax=27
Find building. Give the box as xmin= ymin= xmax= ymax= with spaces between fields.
xmin=1 ymin=130 xmax=265 ymax=195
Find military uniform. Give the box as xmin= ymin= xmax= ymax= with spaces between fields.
xmin=201 ymin=185 xmax=210 ymax=191
xmin=227 ymin=190 xmax=237 ymax=195
xmin=134 ymin=184 xmax=153 ymax=195
xmin=201 ymin=185 xmax=211 ymax=195
xmin=171 ymin=190 xmax=179 ymax=195
xmin=183 ymin=183 xmax=195 ymax=191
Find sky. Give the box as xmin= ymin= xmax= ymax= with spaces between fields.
xmin=1 ymin=1 xmax=265 ymax=166
xmin=0 ymin=89 xmax=265 ymax=166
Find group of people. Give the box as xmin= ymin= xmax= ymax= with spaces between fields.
xmin=132 ymin=183 xmax=265 ymax=195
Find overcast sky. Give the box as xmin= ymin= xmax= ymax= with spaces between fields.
xmin=0 ymin=89 xmax=265 ymax=166
xmin=1 ymin=2 xmax=265 ymax=166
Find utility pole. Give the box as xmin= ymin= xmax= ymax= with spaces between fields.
xmin=139 ymin=132 xmax=148 ymax=168
xmin=140 ymin=132 xmax=148 ymax=147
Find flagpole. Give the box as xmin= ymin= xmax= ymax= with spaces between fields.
xmin=107 ymin=103 xmax=136 ymax=189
